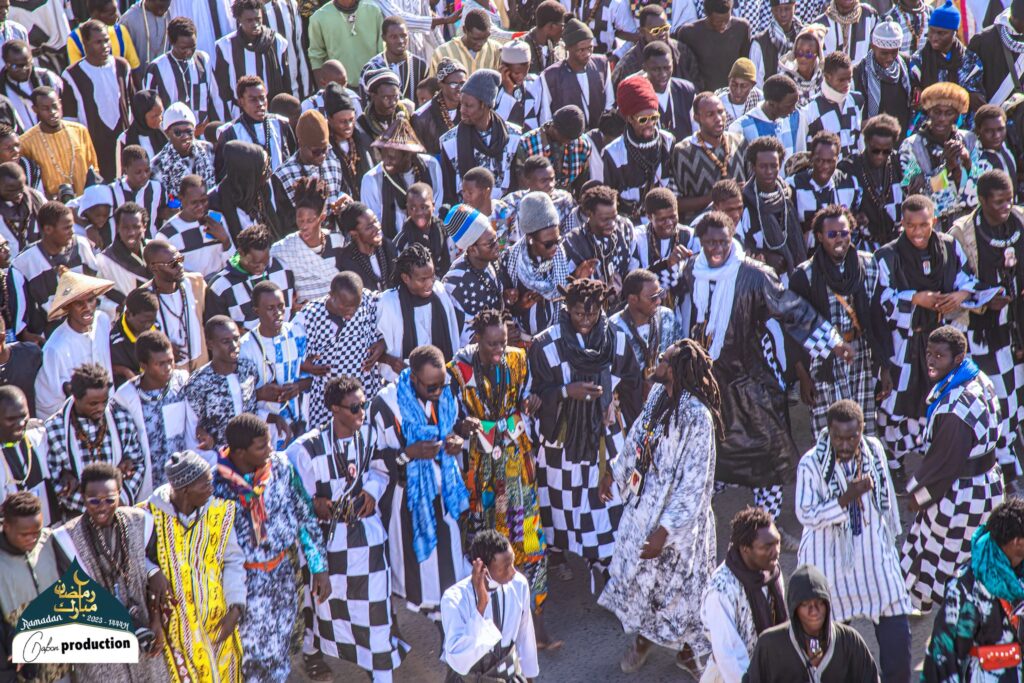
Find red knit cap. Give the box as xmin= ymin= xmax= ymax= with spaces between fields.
xmin=616 ymin=76 xmax=660 ymax=119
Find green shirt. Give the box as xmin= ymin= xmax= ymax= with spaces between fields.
xmin=308 ymin=1 xmax=384 ymax=81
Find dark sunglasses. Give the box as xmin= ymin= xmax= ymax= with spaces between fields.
xmin=825 ymin=229 xmax=851 ymax=239
xmin=152 ymin=254 xmax=185 ymax=267
xmin=86 ymin=496 xmax=118 ymax=507
xmin=867 ymin=147 xmax=892 ymax=156
xmin=415 ymin=373 xmax=449 ymax=393
xmin=647 ymin=289 xmax=666 ymax=301
xmin=533 ymin=235 xmax=561 ymax=249
xmin=340 ymin=400 xmax=369 ymax=415
xmin=794 ymin=50 xmax=817 ymax=59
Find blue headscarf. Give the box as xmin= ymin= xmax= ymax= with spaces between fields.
xmin=396 ymin=367 xmax=469 ymax=562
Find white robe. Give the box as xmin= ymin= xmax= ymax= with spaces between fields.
xmin=35 ymin=311 xmax=113 ymax=419
xmin=440 ymin=572 xmax=539 ymax=679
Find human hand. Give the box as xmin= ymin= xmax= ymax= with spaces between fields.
xmin=471 ymin=557 xmax=490 ymax=615
xmin=832 ymin=342 xmax=855 ymax=365
xmin=566 ymin=381 xmax=602 ymax=401
xmin=876 ymin=367 xmax=894 ymax=402
xmin=301 ymin=354 xmax=331 ymax=376
xmin=356 ymin=491 xmax=376 ymax=518
xmin=598 ymin=471 xmax=614 ymax=503
xmin=667 ymin=244 xmax=692 ymax=267
xmin=520 ymin=395 xmax=541 ymax=415
xmin=311 ymin=572 xmax=331 ymax=604
xmin=214 ymin=605 xmax=242 ymax=644
xmin=364 ymin=340 xmax=386 ymax=371
xmin=312 ymin=496 xmax=333 ymax=521
xmin=639 ymin=525 xmax=668 ymax=560
xmin=444 ymin=433 xmax=465 ymax=455
xmin=406 ymin=440 xmax=442 ymax=460
xmin=573 ymin=258 xmax=599 ymax=279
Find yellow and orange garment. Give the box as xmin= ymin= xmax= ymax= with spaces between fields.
xmin=449 ymin=346 xmax=548 ymax=612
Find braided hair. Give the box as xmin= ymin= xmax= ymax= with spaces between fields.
xmin=668 ymin=339 xmax=724 ymax=439
xmin=561 ymin=277 xmax=610 ymax=311
xmin=471 ymin=307 xmax=508 ymax=339
xmin=291 ymin=176 xmax=328 ymax=215
xmin=393 ymin=242 xmax=434 ymax=287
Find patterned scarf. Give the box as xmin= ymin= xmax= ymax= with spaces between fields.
xmin=998 ymin=10 xmax=1024 ymax=55
xmin=768 ymin=17 xmax=802 ymax=55
xmin=508 ymin=237 xmax=571 ymax=299
xmin=812 ymin=428 xmax=891 ymax=563
xmin=825 ymin=0 xmax=863 ymax=53
xmin=971 ymin=524 xmax=1024 ymax=602
xmin=216 ymin=450 xmax=273 ymax=544
xmin=865 ymin=52 xmax=910 ymax=118
xmin=395 ymin=368 xmax=469 ymax=562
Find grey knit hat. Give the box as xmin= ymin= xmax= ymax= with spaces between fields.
xmin=461 ymin=69 xmax=502 ymax=109
xmin=164 ymin=450 xmax=211 ymax=490
xmin=519 ymin=191 xmax=559 ymax=235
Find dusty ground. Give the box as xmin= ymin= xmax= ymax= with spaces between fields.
xmin=288 ymin=402 xmax=936 ymax=681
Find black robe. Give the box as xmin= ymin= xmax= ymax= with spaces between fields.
xmin=677 ymin=256 xmax=835 ymax=486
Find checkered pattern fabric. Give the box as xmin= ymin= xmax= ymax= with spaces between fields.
xmin=796 ymin=253 xmax=881 ymax=435
xmin=803 ymin=318 xmax=843 ymax=361
xmin=205 ymin=258 xmax=296 ymax=331
xmin=729 ymin=107 xmax=803 ymax=159
xmin=269 ymin=231 xmax=346 ymax=303
xmin=800 ymin=92 xmax=865 ymax=157
xmin=901 ymin=466 xmax=1003 ymax=612
xmin=518 ymin=128 xmax=591 ymax=191
xmin=969 ymin=335 xmax=1024 ymax=477
xmin=291 ymin=425 xmax=409 ymax=677
xmin=295 ymin=294 xmax=383 ymax=429
xmin=789 ymin=169 xmax=863 ymax=229
xmin=45 ymin=401 xmax=145 ymax=515
xmin=442 ymin=253 xmax=503 ymax=344
xmin=273 ymin=149 xmax=347 ymax=205
xmin=712 ymin=481 xmax=785 ymax=519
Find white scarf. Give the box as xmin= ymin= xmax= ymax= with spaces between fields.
xmin=820 ymin=82 xmax=847 ymax=105
xmin=692 ymin=239 xmax=744 ymax=360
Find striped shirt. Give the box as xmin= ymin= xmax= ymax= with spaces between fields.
xmin=210 ymin=30 xmax=292 ymax=121
xmin=428 ymin=37 xmax=502 ymax=75
xmin=143 ymin=51 xmax=212 ymax=124
xmin=795 ymin=435 xmax=912 ymax=623
xmin=67 ymin=24 xmax=140 ymax=69
xmin=20 ymin=122 xmax=99 ymax=198
xmin=261 ymin=0 xmax=311 ymax=99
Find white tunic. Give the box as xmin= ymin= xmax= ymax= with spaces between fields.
xmin=440 ymin=572 xmax=539 ymax=679
xmin=35 ymin=311 xmax=113 ymax=419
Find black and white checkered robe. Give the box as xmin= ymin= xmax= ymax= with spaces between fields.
xmin=369 ymin=384 xmax=471 ymax=619
xmin=295 ymin=294 xmax=383 ymax=429
xmin=788 ymin=169 xmax=863 ymax=230
xmin=874 ymin=235 xmax=999 ymax=463
xmin=901 ymin=371 xmax=1004 ymax=611
xmin=838 ymin=153 xmax=904 ymax=253
xmin=799 ymin=91 xmax=865 ymax=157
xmin=789 ymin=252 xmax=881 ymax=435
xmin=205 ymin=257 xmax=296 ymax=332
xmin=154 ymin=216 xmax=231 ymax=278
xmin=442 ymin=253 xmax=503 ymax=347
xmin=44 ymin=399 xmax=145 ymax=517
xmin=288 ymin=422 xmax=410 ymax=678
xmin=527 ymin=320 xmax=639 ymax=584
xmin=273 ymin=149 xmax=346 ymax=206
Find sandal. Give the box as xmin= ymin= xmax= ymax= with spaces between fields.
xmin=537 ymin=638 xmax=565 ymax=651
xmin=303 ymin=653 xmax=333 ymax=681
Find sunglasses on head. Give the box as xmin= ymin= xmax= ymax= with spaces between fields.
xmin=86 ymin=496 xmax=118 ymax=507
xmin=825 ymin=229 xmax=851 ymax=239
xmin=340 ymin=400 xmax=368 ymax=415
xmin=634 ymin=113 xmax=660 ymax=125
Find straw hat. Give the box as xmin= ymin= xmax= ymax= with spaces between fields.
xmin=371 ymin=117 xmax=426 ymax=153
xmin=47 ymin=267 xmax=114 ymax=321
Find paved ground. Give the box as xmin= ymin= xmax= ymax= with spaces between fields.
xmin=288 ymin=401 xmax=936 ymax=681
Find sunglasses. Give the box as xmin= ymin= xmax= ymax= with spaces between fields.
xmin=86 ymin=496 xmax=118 ymax=507
xmin=533 ymin=235 xmax=561 ymax=249
xmin=151 ymin=254 xmax=185 ymax=267
xmin=415 ymin=373 xmax=449 ymax=393
xmin=647 ymin=289 xmax=666 ymax=301
xmin=867 ymin=147 xmax=892 ymax=156
xmin=647 ymin=24 xmax=670 ymax=36
xmin=634 ymin=113 xmax=661 ymax=125
xmin=167 ymin=125 xmax=193 ymax=138
xmin=794 ymin=50 xmax=817 ymax=59
xmin=340 ymin=400 xmax=368 ymax=415
xmin=825 ymin=229 xmax=851 ymax=239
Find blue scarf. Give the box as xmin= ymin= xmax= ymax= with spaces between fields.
xmin=925 ymin=358 xmax=980 ymax=420
xmin=396 ymin=367 xmax=469 ymax=562
xmin=971 ymin=525 xmax=1024 ymax=602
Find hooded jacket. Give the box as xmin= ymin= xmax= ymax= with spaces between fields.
xmin=743 ymin=565 xmax=879 ymax=683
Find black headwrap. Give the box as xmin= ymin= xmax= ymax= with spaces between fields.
xmin=212 ymin=140 xmax=285 ymax=240
xmin=123 ymin=89 xmax=168 ymax=157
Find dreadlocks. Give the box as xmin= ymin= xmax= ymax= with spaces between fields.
xmin=471 ymin=308 xmax=508 ymax=338
xmin=561 ymin=278 xmax=610 ymax=310
xmin=393 ymin=243 xmax=434 ymax=287
xmin=668 ymin=339 xmax=724 ymax=439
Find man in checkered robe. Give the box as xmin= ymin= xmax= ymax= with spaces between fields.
xmin=797 ymin=51 xmax=863 ymax=157
xmin=875 ymin=195 xmax=1000 ymax=473
xmin=949 ymin=169 xmax=1024 ymax=478
xmin=289 ymin=377 xmax=409 ymax=682
xmin=205 ymin=223 xmax=297 ymax=332
xmin=788 ymin=205 xmax=893 ymax=437
xmin=788 ymin=131 xmax=863 ymax=234
xmin=901 ymin=325 xmax=1004 ymax=612
xmin=527 ymin=279 xmax=642 ymax=588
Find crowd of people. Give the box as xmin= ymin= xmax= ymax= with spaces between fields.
xmin=3 ymin=0 xmax=1024 ymax=679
